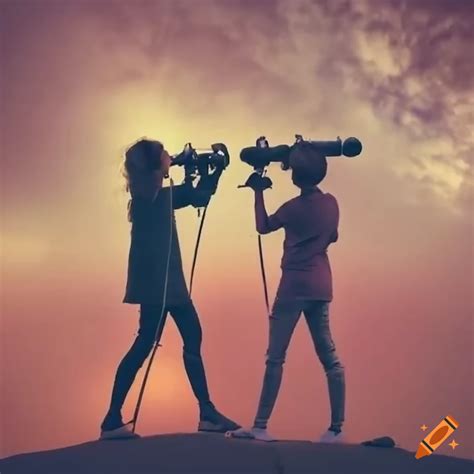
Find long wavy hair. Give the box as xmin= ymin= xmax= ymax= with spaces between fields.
xmin=122 ymin=138 xmax=164 ymax=221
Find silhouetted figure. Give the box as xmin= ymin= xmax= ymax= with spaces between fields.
xmin=233 ymin=143 xmax=345 ymax=442
xmin=100 ymin=139 xmax=240 ymax=440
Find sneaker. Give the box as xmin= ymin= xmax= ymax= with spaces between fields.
xmin=100 ymin=411 xmax=124 ymax=431
xmin=318 ymin=429 xmax=346 ymax=444
xmin=225 ymin=427 xmax=276 ymax=442
xmin=226 ymin=427 xmax=255 ymax=439
xmin=198 ymin=403 xmax=241 ymax=433
xmin=100 ymin=422 xmax=140 ymax=440
xmin=250 ymin=427 xmax=276 ymax=442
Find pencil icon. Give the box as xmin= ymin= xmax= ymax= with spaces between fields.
xmin=415 ymin=415 xmax=459 ymax=459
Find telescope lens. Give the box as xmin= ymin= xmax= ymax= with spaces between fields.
xmin=342 ymin=137 xmax=362 ymax=157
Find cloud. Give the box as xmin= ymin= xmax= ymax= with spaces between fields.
xmin=304 ymin=0 xmax=474 ymax=203
xmin=124 ymin=0 xmax=472 ymax=206
xmin=80 ymin=0 xmax=297 ymax=112
xmin=2 ymin=0 xmax=472 ymax=211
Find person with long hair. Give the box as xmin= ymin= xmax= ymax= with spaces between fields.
xmin=100 ymin=138 xmax=240 ymax=439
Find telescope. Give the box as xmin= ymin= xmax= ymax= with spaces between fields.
xmin=171 ymin=142 xmax=230 ymax=181
xmin=240 ymin=134 xmax=362 ymax=171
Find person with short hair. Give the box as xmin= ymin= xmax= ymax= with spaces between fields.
xmin=100 ymin=138 xmax=240 ymax=440
xmin=234 ymin=142 xmax=345 ymax=443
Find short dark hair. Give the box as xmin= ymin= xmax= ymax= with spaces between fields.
xmin=289 ymin=142 xmax=327 ymax=187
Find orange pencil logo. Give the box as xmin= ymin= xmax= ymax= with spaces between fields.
xmin=415 ymin=415 xmax=459 ymax=459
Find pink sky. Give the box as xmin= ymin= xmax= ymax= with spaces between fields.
xmin=1 ymin=0 xmax=473 ymax=460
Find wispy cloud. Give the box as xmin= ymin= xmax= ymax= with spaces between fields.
xmin=2 ymin=0 xmax=472 ymax=210
xmin=85 ymin=0 xmax=472 ymax=206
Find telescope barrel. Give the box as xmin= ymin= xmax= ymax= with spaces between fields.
xmin=170 ymin=142 xmax=230 ymax=170
xmin=307 ymin=139 xmax=342 ymax=156
xmin=240 ymin=136 xmax=362 ymax=169
xmin=301 ymin=137 xmax=362 ymax=157
xmin=240 ymin=145 xmax=291 ymax=169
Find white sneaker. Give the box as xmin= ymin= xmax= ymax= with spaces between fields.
xmin=100 ymin=422 xmax=140 ymax=440
xmin=251 ymin=427 xmax=277 ymax=442
xmin=225 ymin=427 xmax=255 ymax=439
xmin=225 ymin=427 xmax=276 ymax=442
xmin=318 ymin=429 xmax=346 ymax=444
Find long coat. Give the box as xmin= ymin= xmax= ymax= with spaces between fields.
xmin=123 ymin=184 xmax=194 ymax=305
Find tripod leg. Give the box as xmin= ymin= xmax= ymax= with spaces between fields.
xmin=131 ymin=309 xmax=168 ymax=433
xmin=190 ymin=205 xmax=208 ymax=296
xmin=258 ymin=234 xmax=270 ymax=315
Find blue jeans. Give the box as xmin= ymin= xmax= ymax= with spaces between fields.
xmin=254 ymin=299 xmax=345 ymax=431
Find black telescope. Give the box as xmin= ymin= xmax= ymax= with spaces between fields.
xmin=171 ymin=142 xmax=230 ymax=181
xmin=240 ymin=134 xmax=362 ymax=170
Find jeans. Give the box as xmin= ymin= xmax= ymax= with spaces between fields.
xmin=254 ymin=299 xmax=345 ymax=431
xmin=106 ymin=301 xmax=211 ymax=419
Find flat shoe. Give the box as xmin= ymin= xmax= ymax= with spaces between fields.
xmin=100 ymin=422 xmax=140 ymax=440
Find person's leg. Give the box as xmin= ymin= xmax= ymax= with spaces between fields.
xmin=168 ymin=300 xmax=210 ymax=406
xmin=101 ymin=304 xmax=167 ymax=431
xmin=169 ymin=300 xmax=240 ymax=432
xmin=303 ymin=301 xmax=345 ymax=435
xmin=253 ymin=298 xmax=302 ymax=431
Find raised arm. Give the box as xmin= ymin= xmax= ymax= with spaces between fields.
xmin=169 ymin=168 xmax=224 ymax=210
xmin=170 ymin=181 xmax=194 ymax=210
xmin=243 ymin=172 xmax=283 ymax=234
xmin=254 ymin=190 xmax=284 ymax=234
xmin=190 ymin=167 xmax=223 ymax=208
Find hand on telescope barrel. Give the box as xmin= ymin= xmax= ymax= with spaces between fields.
xmin=243 ymin=172 xmax=272 ymax=192
xmin=191 ymin=166 xmax=224 ymax=208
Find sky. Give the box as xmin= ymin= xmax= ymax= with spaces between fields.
xmin=1 ymin=0 xmax=473 ymax=460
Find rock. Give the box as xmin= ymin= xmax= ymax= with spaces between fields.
xmin=1 ymin=432 xmax=472 ymax=474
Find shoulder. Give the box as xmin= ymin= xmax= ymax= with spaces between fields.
xmin=323 ymin=192 xmax=338 ymax=206
xmin=284 ymin=194 xmax=302 ymax=207
xmin=277 ymin=196 xmax=298 ymax=214
xmin=323 ymin=192 xmax=339 ymax=217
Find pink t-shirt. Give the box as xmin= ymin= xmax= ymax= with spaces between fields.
xmin=267 ymin=188 xmax=339 ymax=301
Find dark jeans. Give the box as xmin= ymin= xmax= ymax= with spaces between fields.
xmin=105 ymin=300 xmax=211 ymax=421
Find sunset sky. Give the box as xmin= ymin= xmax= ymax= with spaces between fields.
xmin=1 ymin=0 xmax=473 ymax=460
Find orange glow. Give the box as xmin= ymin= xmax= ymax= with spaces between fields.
xmin=1 ymin=0 xmax=472 ymax=461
